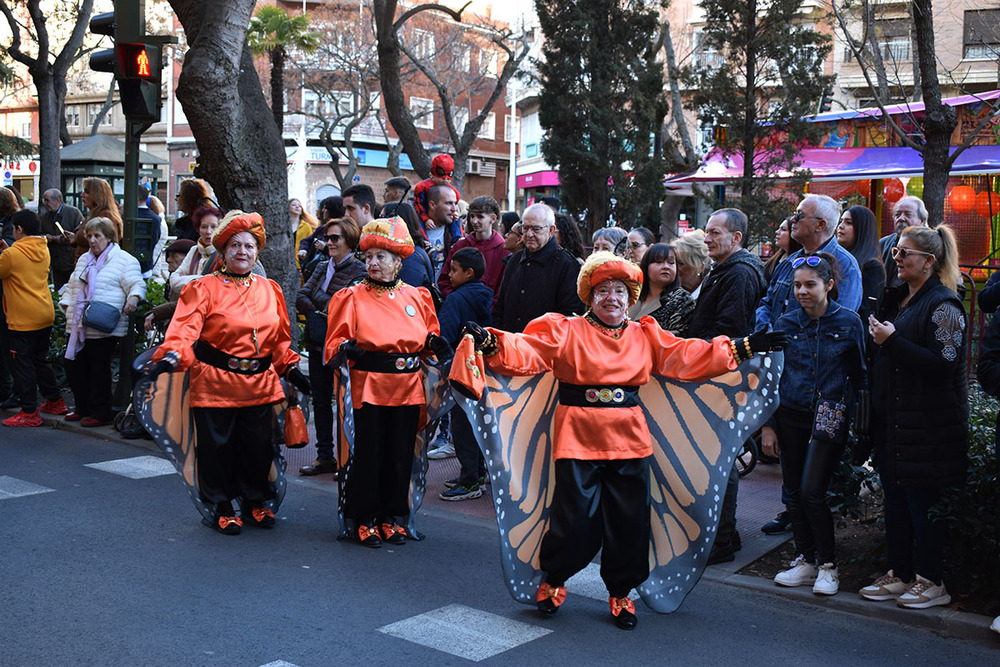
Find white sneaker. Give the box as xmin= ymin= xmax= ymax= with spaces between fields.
xmin=896 ymin=575 xmax=951 ymax=609
xmin=427 ymin=442 xmax=456 ymax=459
xmin=990 ymin=615 xmax=1000 ymax=635
xmin=774 ymin=554 xmax=818 ymax=587
xmin=812 ymin=563 xmax=839 ymax=596
xmin=859 ymin=570 xmax=911 ymax=601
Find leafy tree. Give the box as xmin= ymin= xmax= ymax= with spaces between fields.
xmin=0 ymin=0 xmax=95 ymax=189
xmin=689 ymin=0 xmax=832 ymax=244
xmin=536 ymin=0 xmax=670 ymax=235
xmin=248 ymin=4 xmax=320 ymax=129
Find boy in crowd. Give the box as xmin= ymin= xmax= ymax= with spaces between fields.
xmin=437 ymin=196 xmax=510 ymax=301
xmin=0 ymin=209 xmax=67 ymax=426
xmin=436 ymin=247 xmax=493 ymax=500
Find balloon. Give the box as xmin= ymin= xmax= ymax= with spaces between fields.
xmin=856 ymin=180 xmax=871 ymax=199
xmin=906 ymin=177 xmax=924 ymax=198
xmin=883 ymin=178 xmax=905 ymax=204
xmin=976 ymin=190 xmax=1000 ymax=218
xmin=949 ymin=185 xmax=976 ymax=215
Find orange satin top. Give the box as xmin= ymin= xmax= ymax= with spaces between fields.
xmin=153 ymin=273 xmax=299 ymax=408
xmin=487 ymin=314 xmax=738 ymax=460
xmin=324 ymin=280 xmax=440 ymax=410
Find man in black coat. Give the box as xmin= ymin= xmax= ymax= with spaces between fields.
xmin=492 ymin=203 xmax=583 ymax=332
xmin=688 ymin=208 xmax=765 ymax=565
xmin=38 ymin=188 xmax=83 ymax=290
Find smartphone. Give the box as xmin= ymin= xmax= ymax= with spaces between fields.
xmin=867 ymin=296 xmax=878 ymax=319
xmin=54 ymin=221 xmax=66 ymax=235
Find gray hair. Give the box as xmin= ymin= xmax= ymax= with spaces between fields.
xmin=522 ymin=202 xmax=555 ymax=227
xmin=803 ymin=194 xmax=841 ymax=235
xmin=592 ymin=226 xmax=628 ymax=248
xmin=895 ymin=195 xmax=928 ymax=222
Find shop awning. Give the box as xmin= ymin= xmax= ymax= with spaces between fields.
xmin=664 ymin=145 xmax=1000 ymax=184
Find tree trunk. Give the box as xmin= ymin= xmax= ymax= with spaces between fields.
xmin=34 ymin=70 xmax=61 ymax=191
xmin=270 ymin=47 xmax=284 ymax=129
xmin=912 ymin=0 xmax=955 ymax=227
xmin=373 ymin=0 xmax=431 ymax=178
xmin=169 ymin=0 xmax=297 ymax=319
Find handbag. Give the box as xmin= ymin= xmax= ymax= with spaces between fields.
xmin=82 ymin=300 xmax=122 ymax=333
xmin=284 ymin=404 xmax=309 ymax=449
xmin=811 ymin=397 xmax=849 ymax=445
xmin=305 ymin=310 xmax=328 ymax=346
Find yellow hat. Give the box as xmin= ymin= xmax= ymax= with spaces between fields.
xmin=212 ymin=210 xmax=265 ymax=252
xmin=359 ymin=217 xmax=414 ymax=258
xmin=577 ymin=251 xmax=643 ymax=306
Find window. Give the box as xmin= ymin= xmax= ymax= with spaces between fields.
xmin=477 ymin=112 xmax=495 ymax=140
xmin=964 ymin=10 xmax=1000 ymax=59
xmin=65 ymin=106 xmax=80 ymax=128
xmin=453 ymin=107 xmax=469 ymax=133
xmin=412 ymin=29 xmax=436 ymax=59
xmin=457 ymin=44 xmax=471 ymax=71
xmin=410 ymin=96 xmax=434 ymax=129
xmin=504 ymin=114 xmax=518 ymax=143
xmin=87 ymin=104 xmax=113 ymax=127
xmin=846 ymin=19 xmax=910 ymax=62
xmin=17 ymin=117 xmax=31 ymax=139
xmin=481 ymin=49 xmax=498 ymax=77
xmin=693 ymin=31 xmax=724 ymax=70
xmin=525 ymin=142 xmax=538 ymax=158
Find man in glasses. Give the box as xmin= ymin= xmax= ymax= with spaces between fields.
xmin=38 ymin=188 xmax=83 ymax=290
xmin=878 ymin=196 xmax=928 ymax=288
xmin=689 ymin=208 xmax=767 ymax=564
xmin=754 ymin=194 xmax=862 ymax=536
xmin=492 ymin=203 xmax=583 ymax=333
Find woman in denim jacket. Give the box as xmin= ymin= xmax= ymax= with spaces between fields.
xmin=766 ymin=253 xmax=866 ymax=596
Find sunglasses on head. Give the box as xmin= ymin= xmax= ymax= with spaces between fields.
xmin=791 ymin=256 xmax=823 ymax=269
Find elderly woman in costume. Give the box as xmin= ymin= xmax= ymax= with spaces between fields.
xmin=144 ymin=211 xmax=309 ymax=535
xmin=324 ymin=217 xmax=450 ymax=548
xmin=459 ymin=252 xmax=785 ymax=630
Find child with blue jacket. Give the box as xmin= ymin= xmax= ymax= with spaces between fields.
xmin=437 ymin=247 xmax=494 ymax=500
xmin=767 ymin=253 xmax=866 ymax=596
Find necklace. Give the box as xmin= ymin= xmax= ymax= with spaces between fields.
xmin=363 ymin=276 xmax=403 ymax=299
xmin=216 ymin=271 xmax=260 ymax=354
xmin=584 ymin=310 xmax=627 ymax=339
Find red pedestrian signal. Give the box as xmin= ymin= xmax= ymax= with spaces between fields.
xmin=117 ymin=43 xmax=158 ymax=81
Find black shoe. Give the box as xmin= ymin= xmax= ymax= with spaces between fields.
xmin=299 ymin=459 xmax=338 ymax=476
xmin=707 ymin=533 xmax=742 ymax=565
xmin=0 ymin=396 xmax=19 ymax=410
xmin=358 ymin=523 xmax=382 ymax=548
xmin=761 ymin=511 xmax=791 ymax=535
xmin=609 ymin=597 xmax=637 ymax=630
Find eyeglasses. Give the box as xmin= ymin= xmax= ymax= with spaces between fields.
xmin=891 ymin=246 xmax=934 ymax=260
xmin=628 ymin=241 xmax=647 ymax=250
xmin=791 ymin=256 xmax=822 ymax=269
xmin=792 ymin=212 xmax=824 ymax=224
xmin=521 ymin=225 xmax=548 ymax=235
xmin=325 ymin=233 xmax=342 ymax=243
xmin=505 ymin=229 xmax=522 ymax=237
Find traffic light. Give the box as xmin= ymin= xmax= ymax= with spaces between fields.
xmin=819 ymin=90 xmax=834 ymax=114
xmin=89 ymin=12 xmax=117 ymax=73
xmin=117 ymin=43 xmax=162 ymax=121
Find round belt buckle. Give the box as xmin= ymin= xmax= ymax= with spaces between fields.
xmin=250 ymin=360 xmax=260 ymax=371
xmin=598 ymin=388 xmax=613 ymax=403
xmin=228 ymin=358 xmax=239 ymax=370
xmin=239 ymin=359 xmax=251 ymax=371
xmin=395 ymin=358 xmax=406 ymax=370
xmin=406 ymin=356 xmax=417 ymax=370
xmin=612 ymin=388 xmax=625 ymax=403
xmin=585 ymin=389 xmax=599 ymax=403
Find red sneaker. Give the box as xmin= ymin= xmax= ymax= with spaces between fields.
xmin=80 ymin=417 xmax=111 ymax=427
xmin=2 ymin=410 xmax=44 ymax=427
xmin=39 ymin=398 xmax=69 ymax=415
xmin=64 ymin=412 xmax=84 ymax=422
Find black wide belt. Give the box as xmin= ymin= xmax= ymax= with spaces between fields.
xmin=353 ymin=351 xmax=422 ymax=374
xmin=558 ymin=383 xmax=640 ymax=408
xmin=194 ymin=340 xmax=271 ymax=376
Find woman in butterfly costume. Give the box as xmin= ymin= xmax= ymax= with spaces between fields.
xmin=453 ymin=252 xmax=785 ymax=630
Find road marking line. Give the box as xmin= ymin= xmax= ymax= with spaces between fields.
xmin=0 ymin=475 xmax=55 ymax=499
xmin=378 ymin=603 xmax=551 ymax=662
xmin=85 ymin=455 xmax=175 ymax=479
xmin=259 ymin=662 xmax=300 ymax=667
xmin=567 ymin=562 xmax=639 ymax=602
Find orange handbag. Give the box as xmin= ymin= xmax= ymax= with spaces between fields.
xmin=284 ymin=400 xmax=309 ymax=449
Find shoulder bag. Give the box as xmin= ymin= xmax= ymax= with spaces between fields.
xmin=83 ymin=300 xmax=122 ymax=333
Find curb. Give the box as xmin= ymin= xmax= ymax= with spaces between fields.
xmin=17 ymin=410 xmax=999 ymax=646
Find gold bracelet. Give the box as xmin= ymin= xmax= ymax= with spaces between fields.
xmin=730 ymin=340 xmax=741 ymax=363
xmin=743 ymin=337 xmax=753 ymax=358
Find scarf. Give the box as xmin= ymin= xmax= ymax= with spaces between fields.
xmin=66 ymin=242 xmax=114 ymax=360
xmin=319 ymin=255 xmax=345 ymax=292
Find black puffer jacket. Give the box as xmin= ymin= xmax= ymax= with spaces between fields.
xmin=688 ymin=248 xmax=765 ymax=339
xmin=871 ymin=275 xmax=968 ymax=487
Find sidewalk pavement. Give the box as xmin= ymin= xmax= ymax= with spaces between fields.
xmin=11 ymin=404 xmax=998 ymax=646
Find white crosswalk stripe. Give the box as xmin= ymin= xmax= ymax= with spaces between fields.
xmin=567 ymin=562 xmax=640 ymax=602
xmin=378 ymin=603 xmax=551 ymax=661
xmin=0 ymin=475 xmax=55 ymax=500
xmin=258 ymin=662 xmax=300 ymax=667
xmin=84 ymin=455 xmax=175 ymax=479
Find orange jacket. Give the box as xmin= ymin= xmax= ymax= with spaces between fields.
xmin=324 ymin=281 xmax=439 ymax=409
xmin=154 ymin=274 xmax=299 ymax=408
xmin=486 ymin=314 xmax=738 ymax=460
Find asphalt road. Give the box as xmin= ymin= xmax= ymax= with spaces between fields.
xmin=1 ymin=425 xmax=994 ymax=666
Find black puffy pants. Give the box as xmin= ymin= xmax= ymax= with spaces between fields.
xmin=192 ymin=404 xmax=276 ymax=506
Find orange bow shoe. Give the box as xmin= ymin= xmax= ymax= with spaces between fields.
xmin=536 ymin=582 xmax=567 ymax=616
xmin=608 ymin=596 xmax=637 ymax=630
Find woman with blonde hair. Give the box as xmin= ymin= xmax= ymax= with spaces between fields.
xmin=864 ymin=224 xmax=966 ymax=609
xmin=290 ymin=198 xmax=320 ymax=271
xmin=72 ymin=178 xmax=123 ymax=262
xmin=671 ymin=229 xmax=711 ymax=298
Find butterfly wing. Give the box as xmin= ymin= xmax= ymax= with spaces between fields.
xmin=638 ymin=352 xmax=783 ymax=612
xmin=453 ymin=368 xmax=559 ymax=605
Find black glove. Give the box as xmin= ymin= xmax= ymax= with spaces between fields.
xmin=285 ymin=366 xmax=311 ymax=395
xmin=143 ymin=360 xmax=174 ymax=381
xmin=426 ymin=333 xmax=453 ymax=359
xmin=339 ymin=339 xmax=366 ymax=361
xmin=748 ymin=329 xmax=787 ymax=353
xmin=462 ymin=321 xmax=489 ymax=348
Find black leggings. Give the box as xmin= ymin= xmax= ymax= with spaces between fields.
xmin=344 ymin=403 xmax=420 ymax=524
xmin=776 ymin=405 xmax=844 ymax=565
